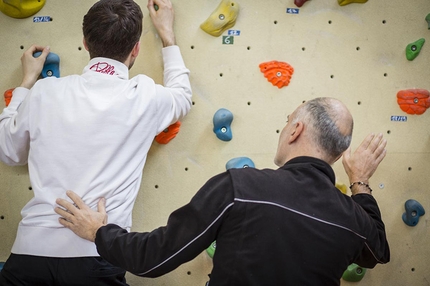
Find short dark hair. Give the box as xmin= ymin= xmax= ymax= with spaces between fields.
xmin=83 ymin=0 xmax=143 ymax=62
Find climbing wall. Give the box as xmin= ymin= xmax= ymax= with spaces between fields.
xmin=1 ymin=0 xmax=430 ymax=285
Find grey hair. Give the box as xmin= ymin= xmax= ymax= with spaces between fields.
xmin=293 ymin=98 xmax=353 ymax=161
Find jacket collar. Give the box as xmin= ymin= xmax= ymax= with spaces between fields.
xmin=281 ymin=156 xmax=336 ymax=184
xmin=82 ymin=57 xmax=129 ymax=80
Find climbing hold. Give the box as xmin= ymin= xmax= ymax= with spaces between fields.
xmin=342 ymin=263 xmax=367 ymax=282
xmin=0 ymin=262 xmax=4 ymax=271
xmin=0 ymin=0 xmax=46 ymax=18
xmin=335 ymin=182 xmax=347 ymax=195
xmin=200 ymin=0 xmax=240 ymax=37
xmin=294 ymin=0 xmax=310 ymax=7
xmin=33 ymin=51 xmax=61 ymax=78
xmin=155 ymin=121 xmax=181 ymax=144
xmin=396 ymin=89 xmax=430 ymax=115
xmin=206 ymin=241 xmax=216 ymax=258
xmin=402 ymin=199 xmax=425 ymax=227
xmin=406 ymin=38 xmax=425 ymax=61
xmin=4 ymin=88 xmax=14 ymax=107
xmin=426 ymin=13 xmax=430 ymax=29
xmin=226 ymin=157 xmax=255 ymax=170
xmin=259 ymin=61 xmax=294 ymax=89
xmin=213 ymin=108 xmax=233 ymax=141
xmin=337 ymin=0 xmax=368 ymax=6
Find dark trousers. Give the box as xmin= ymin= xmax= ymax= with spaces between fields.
xmin=0 ymin=254 xmax=128 ymax=286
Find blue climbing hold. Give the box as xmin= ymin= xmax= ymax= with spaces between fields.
xmin=402 ymin=199 xmax=425 ymax=227
xmin=33 ymin=51 xmax=60 ymax=78
xmin=226 ymin=157 xmax=255 ymax=170
xmin=213 ymin=108 xmax=233 ymax=141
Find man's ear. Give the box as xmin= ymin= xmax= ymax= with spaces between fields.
xmin=288 ymin=121 xmax=304 ymax=144
xmin=131 ymin=41 xmax=141 ymax=58
xmin=82 ymin=38 xmax=89 ymax=51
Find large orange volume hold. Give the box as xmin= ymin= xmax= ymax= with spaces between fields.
xmin=397 ymin=89 xmax=430 ymax=115
xmin=259 ymin=61 xmax=294 ymax=89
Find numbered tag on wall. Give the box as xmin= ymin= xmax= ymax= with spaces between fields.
xmin=222 ymin=35 xmax=235 ymax=45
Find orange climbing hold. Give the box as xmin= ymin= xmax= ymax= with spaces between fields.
xmin=4 ymin=88 xmax=14 ymax=107
xmin=397 ymin=89 xmax=430 ymax=115
xmin=155 ymin=121 xmax=181 ymax=144
xmin=259 ymin=61 xmax=294 ymax=89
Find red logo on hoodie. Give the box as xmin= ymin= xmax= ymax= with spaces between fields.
xmin=90 ymin=62 xmax=115 ymax=75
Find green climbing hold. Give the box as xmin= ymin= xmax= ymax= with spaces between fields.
xmin=426 ymin=13 xmax=430 ymax=29
xmin=206 ymin=241 xmax=216 ymax=258
xmin=406 ymin=38 xmax=425 ymax=61
xmin=342 ymin=263 xmax=367 ymax=282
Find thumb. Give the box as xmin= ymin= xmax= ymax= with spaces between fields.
xmin=97 ymin=197 xmax=106 ymax=214
xmin=39 ymin=46 xmax=51 ymax=60
xmin=342 ymin=146 xmax=351 ymax=164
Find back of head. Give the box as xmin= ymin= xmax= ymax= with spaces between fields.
xmin=83 ymin=0 xmax=143 ymax=62
xmin=295 ymin=97 xmax=353 ymax=163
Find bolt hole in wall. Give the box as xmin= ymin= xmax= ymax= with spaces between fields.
xmin=1 ymin=216 xmax=4 ymax=220
xmin=387 ymin=130 xmax=391 ymax=134
xmin=408 ymin=167 xmax=412 ymax=171
xmin=357 ymin=101 xmax=361 ymax=105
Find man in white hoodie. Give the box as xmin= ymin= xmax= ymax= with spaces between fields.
xmin=0 ymin=0 xmax=192 ymax=285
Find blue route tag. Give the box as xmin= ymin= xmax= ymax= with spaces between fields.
xmin=390 ymin=115 xmax=407 ymax=122
xmin=286 ymin=8 xmax=299 ymax=14
xmin=33 ymin=16 xmax=51 ymax=22
xmin=228 ymin=30 xmax=241 ymax=36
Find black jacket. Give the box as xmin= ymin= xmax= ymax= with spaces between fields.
xmin=95 ymin=156 xmax=390 ymax=285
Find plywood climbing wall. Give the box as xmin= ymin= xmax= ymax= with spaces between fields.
xmin=1 ymin=0 xmax=430 ymax=285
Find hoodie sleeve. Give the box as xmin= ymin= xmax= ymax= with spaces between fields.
xmin=351 ymin=194 xmax=390 ymax=268
xmin=95 ymin=172 xmax=234 ymax=277
xmin=0 ymin=87 xmax=31 ymax=165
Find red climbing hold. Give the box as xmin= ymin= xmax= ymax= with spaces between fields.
xmin=396 ymin=89 xmax=430 ymax=115
xmin=259 ymin=61 xmax=294 ymax=89
xmin=155 ymin=121 xmax=181 ymax=144
xmin=294 ymin=0 xmax=309 ymax=7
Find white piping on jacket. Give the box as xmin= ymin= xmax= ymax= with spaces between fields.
xmin=138 ymin=202 xmax=235 ymax=276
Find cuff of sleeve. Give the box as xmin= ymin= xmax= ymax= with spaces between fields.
xmin=8 ymin=87 xmax=29 ymax=110
xmin=162 ymin=45 xmax=186 ymax=67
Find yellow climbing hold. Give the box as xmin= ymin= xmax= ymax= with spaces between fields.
xmin=335 ymin=182 xmax=348 ymax=195
xmin=0 ymin=0 xmax=46 ymax=19
xmin=337 ymin=0 xmax=368 ymax=6
xmin=200 ymin=0 xmax=240 ymax=37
